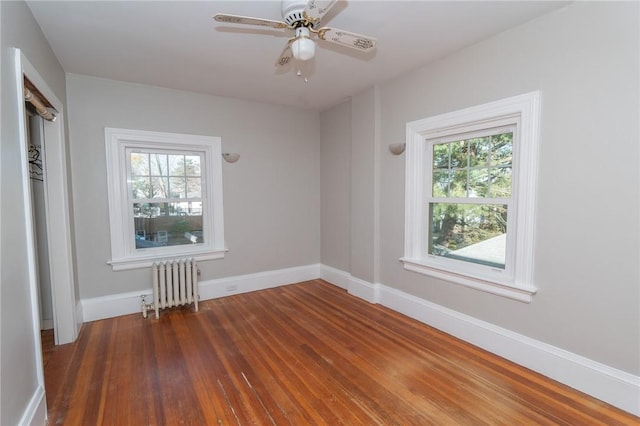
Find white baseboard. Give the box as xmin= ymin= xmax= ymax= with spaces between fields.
xmin=333 ymin=272 xmax=640 ymax=416
xmin=18 ymin=384 xmax=46 ymax=426
xmin=80 ymin=263 xmax=321 ymax=323
xmin=41 ymin=319 xmax=54 ymax=330
xmin=319 ymin=265 xmax=380 ymax=302
xmin=319 ymin=264 xmax=349 ymax=289
xmin=347 ymin=275 xmax=380 ymax=303
xmin=198 ymin=263 xmax=320 ymax=300
xmin=80 ymin=289 xmax=147 ymax=322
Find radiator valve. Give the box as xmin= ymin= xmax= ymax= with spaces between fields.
xmin=140 ymin=295 xmax=153 ymax=319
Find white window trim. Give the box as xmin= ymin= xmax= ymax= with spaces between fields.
xmin=105 ymin=128 xmax=226 ymax=271
xmin=401 ymin=92 xmax=541 ymax=302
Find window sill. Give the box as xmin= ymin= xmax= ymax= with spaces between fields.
xmin=400 ymin=257 xmax=537 ymax=303
xmin=109 ymin=249 xmax=226 ymax=271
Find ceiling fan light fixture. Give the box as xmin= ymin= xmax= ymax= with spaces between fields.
xmin=291 ymin=27 xmax=315 ymax=61
xmin=214 ymin=0 xmax=377 ymax=73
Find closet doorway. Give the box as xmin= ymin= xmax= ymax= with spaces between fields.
xmin=25 ymin=105 xmax=55 ymax=336
xmin=16 ymin=49 xmax=78 ymax=353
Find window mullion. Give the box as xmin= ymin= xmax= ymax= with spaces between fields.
xmin=129 ymin=197 xmax=202 ymax=204
xmin=428 ymin=197 xmax=510 ymax=205
xmin=466 ymin=140 xmax=470 ymax=198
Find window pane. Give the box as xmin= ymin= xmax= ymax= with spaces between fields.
xmin=169 ymin=155 xmax=185 ymax=176
xmin=491 ymin=132 xmax=513 ymax=166
xmin=150 ymin=154 xmax=168 ymax=176
xmin=151 ymin=177 xmax=169 ymax=198
xmin=450 ymin=170 xmax=467 ymax=197
xmin=133 ymin=202 xmax=203 ymax=249
xmin=185 ymin=156 xmax=201 ymax=176
xmin=489 ymin=167 xmax=512 ymax=198
xmin=433 ymin=144 xmax=449 ymax=169
xmin=432 ymin=170 xmax=450 ymax=197
xmin=130 ymin=153 xmax=149 ymax=176
xmin=468 ymin=168 xmax=489 ymax=198
xmin=449 ymin=141 xmax=466 ymax=168
xmin=432 ymin=131 xmax=513 ymax=200
xmin=131 ymin=176 xmax=151 ymax=199
xmin=169 ymin=177 xmax=186 ymax=198
xmin=468 ymin=137 xmax=490 ymax=167
xmin=429 ymin=202 xmax=507 ymax=269
xmin=186 ymin=178 xmax=201 ymax=198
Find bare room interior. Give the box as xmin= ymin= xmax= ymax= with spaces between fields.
xmin=1 ymin=1 xmax=638 ymax=424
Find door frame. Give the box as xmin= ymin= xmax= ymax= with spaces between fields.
xmin=14 ymin=48 xmax=78 ymax=347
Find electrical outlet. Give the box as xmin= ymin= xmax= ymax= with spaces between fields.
xmin=226 ymin=284 xmax=238 ymax=292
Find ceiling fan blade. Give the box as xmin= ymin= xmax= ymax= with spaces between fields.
xmin=317 ymin=27 xmax=377 ymax=52
xmin=276 ymin=40 xmax=294 ymax=67
xmin=303 ymin=0 xmax=339 ymax=25
xmin=213 ymin=13 xmax=290 ymax=30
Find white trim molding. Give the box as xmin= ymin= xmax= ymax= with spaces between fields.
xmin=400 ymin=258 xmax=537 ymax=303
xmin=320 ymin=264 xmax=349 ymax=289
xmin=321 ymin=266 xmax=640 ymax=416
xmin=198 ymin=264 xmax=320 ymax=301
xmin=347 ymin=275 xmax=380 ymax=304
xmin=17 ymin=384 xmax=46 ymax=426
xmin=16 ymin=49 xmax=79 ymax=346
xmin=80 ymin=264 xmax=321 ymax=322
xmin=104 ymin=127 xmax=226 ymax=271
xmin=319 ymin=265 xmax=380 ymax=303
xmin=403 ymin=92 xmax=541 ymax=302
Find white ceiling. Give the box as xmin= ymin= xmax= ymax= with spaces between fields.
xmin=26 ymin=1 xmax=568 ymax=111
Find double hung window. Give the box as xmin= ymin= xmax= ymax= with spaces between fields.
xmin=129 ymin=149 xmax=204 ymax=248
xmin=428 ymin=125 xmax=514 ymax=270
xmin=402 ymin=92 xmax=540 ymax=302
xmin=105 ymin=128 xmax=225 ymax=270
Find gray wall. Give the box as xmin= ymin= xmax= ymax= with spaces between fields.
xmin=66 ymin=74 xmax=321 ymax=299
xmin=320 ymin=100 xmax=351 ymax=272
xmin=0 ymin=1 xmax=68 ymax=424
xmin=322 ymin=2 xmax=639 ymax=375
xmin=350 ymin=88 xmax=379 ymax=284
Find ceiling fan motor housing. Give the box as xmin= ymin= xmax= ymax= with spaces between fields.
xmin=281 ymin=0 xmax=310 ymax=26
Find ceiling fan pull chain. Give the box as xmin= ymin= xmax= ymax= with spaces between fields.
xmin=295 ymin=68 xmax=309 ymax=83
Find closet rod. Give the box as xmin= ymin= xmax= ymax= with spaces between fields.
xmin=24 ymin=87 xmax=56 ymax=122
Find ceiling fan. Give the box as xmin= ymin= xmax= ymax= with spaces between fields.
xmin=214 ymin=0 xmax=377 ymax=69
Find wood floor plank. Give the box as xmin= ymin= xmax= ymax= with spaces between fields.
xmin=215 ymin=295 xmax=351 ymax=424
xmin=44 ymin=280 xmax=640 ymax=425
xmin=283 ymin=284 xmax=548 ymax=425
xmin=243 ymin=292 xmax=394 ymax=425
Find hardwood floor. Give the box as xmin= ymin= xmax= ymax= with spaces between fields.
xmin=41 ymin=329 xmax=55 ymax=369
xmin=45 ymin=280 xmax=638 ymax=425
